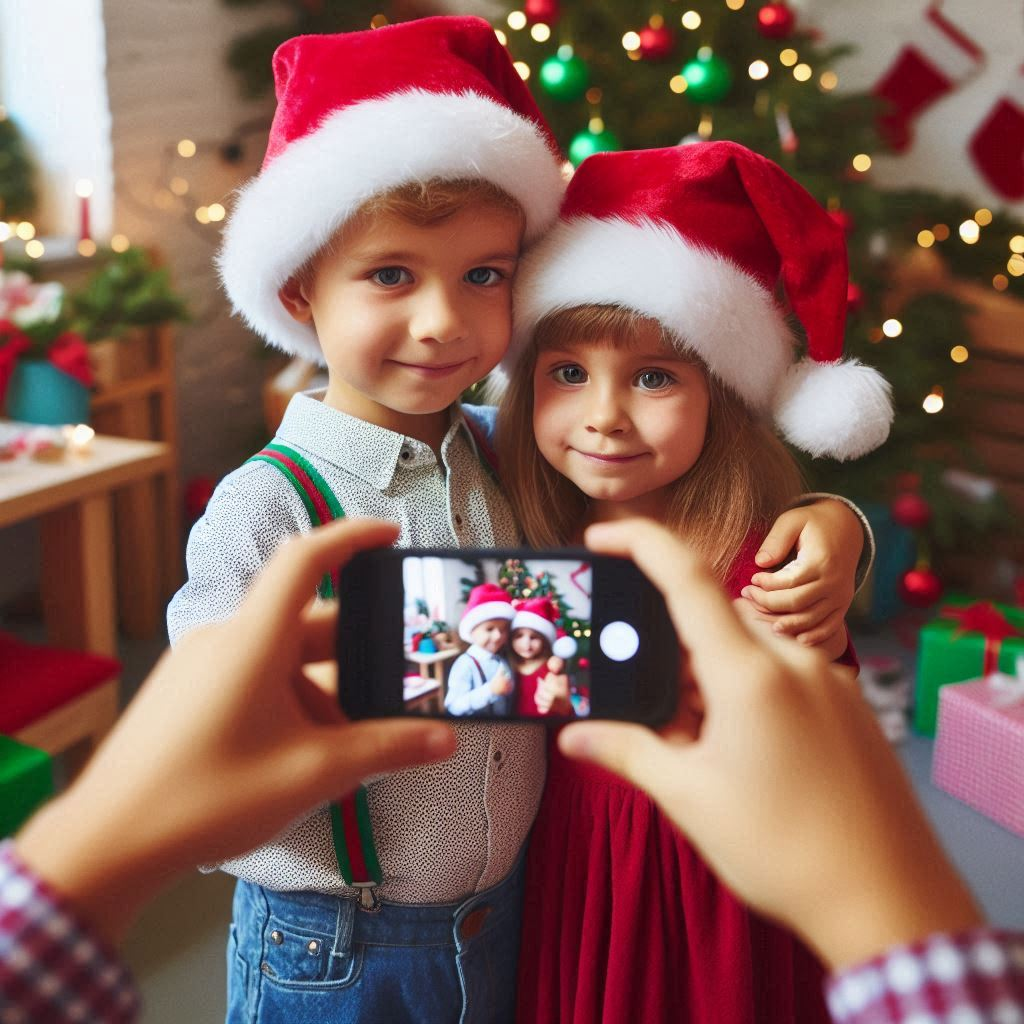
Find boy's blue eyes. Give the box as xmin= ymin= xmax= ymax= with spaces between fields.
xmin=369 ymin=267 xmax=504 ymax=287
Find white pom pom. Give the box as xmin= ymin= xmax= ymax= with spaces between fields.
xmin=773 ymin=358 xmax=893 ymax=461
xmin=552 ymin=635 xmax=578 ymax=660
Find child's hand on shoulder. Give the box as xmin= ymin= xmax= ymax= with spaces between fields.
xmin=740 ymin=500 xmax=862 ymax=655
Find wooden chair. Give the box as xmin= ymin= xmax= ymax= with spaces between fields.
xmin=0 ymin=631 xmax=121 ymax=779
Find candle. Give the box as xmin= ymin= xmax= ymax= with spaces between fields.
xmin=75 ymin=179 xmax=93 ymax=243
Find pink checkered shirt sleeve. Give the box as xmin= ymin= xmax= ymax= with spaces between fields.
xmin=826 ymin=927 xmax=1024 ymax=1023
xmin=0 ymin=840 xmax=139 ymax=1023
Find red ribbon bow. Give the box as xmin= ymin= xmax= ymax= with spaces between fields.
xmin=0 ymin=324 xmax=93 ymax=405
xmin=940 ymin=601 xmax=1023 ymax=676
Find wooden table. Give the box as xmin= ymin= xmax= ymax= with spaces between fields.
xmin=406 ymin=647 xmax=459 ymax=697
xmin=0 ymin=434 xmax=173 ymax=655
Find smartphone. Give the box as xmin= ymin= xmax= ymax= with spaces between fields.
xmin=336 ymin=547 xmax=679 ymax=725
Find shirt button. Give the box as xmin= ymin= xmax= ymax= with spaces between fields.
xmin=400 ymin=448 xmax=411 ymax=461
xmin=454 ymin=513 xmax=463 ymax=526
xmin=493 ymin=750 xmax=502 ymax=761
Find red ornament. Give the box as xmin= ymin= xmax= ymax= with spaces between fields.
xmin=898 ymin=567 xmax=944 ymax=608
xmin=525 ymin=0 xmax=560 ymax=25
xmin=577 ymin=656 xmax=590 ymax=670
xmin=890 ymin=492 xmax=932 ymax=530
xmin=638 ymin=23 xmax=676 ymax=61
xmin=846 ymin=282 xmax=864 ymax=314
xmin=756 ymin=3 xmax=796 ymax=39
xmin=828 ymin=208 xmax=855 ymax=235
xmin=184 ymin=475 xmax=216 ymax=522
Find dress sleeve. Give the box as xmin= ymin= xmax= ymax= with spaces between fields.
xmin=166 ymin=461 xmax=311 ymax=646
xmin=825 ymin=927 xmax=1024 ymax=1023
xmin=0 ymin=840 xmax=140 ymax=1024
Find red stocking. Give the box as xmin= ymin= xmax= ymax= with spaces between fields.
xmin=872 ymin=3 xmax=984 ymax=152
xmin=969 ymin=64 xmax=1024 ymax=200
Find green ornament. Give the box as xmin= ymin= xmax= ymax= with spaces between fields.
xmin=539 ymin=48 xmax=590 ymax=103
xmin=681 ymin=49 xmax=733 ymax=104
xmin=568 ymin=127 xmax=620 ymax=167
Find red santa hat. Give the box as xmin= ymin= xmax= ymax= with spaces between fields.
xmin=501 ymin=141 xmax=893 ymax=462
xmin=512 ymin=597 xmax=578 ymax=659
xmin=459 ymin=583 xmax=516 ymax=643
xmin=219 ymin=16 xmax=565 ymax=364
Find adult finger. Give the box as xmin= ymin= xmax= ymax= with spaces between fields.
xmin=584 ymin=520 xmax=763 ymax=699
xmin=301 ymin=604 xmax=339 ymax=664
xmin=324 ymin=719 xmax=457 ymax=787
xmin=243 ymin=519 xmax=400 ymax=632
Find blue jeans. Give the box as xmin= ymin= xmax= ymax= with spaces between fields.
xmin=226 ymin=858 xmax=524 ymax=1024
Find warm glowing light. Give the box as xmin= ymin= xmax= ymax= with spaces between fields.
xmin=75 ymin=179 xmax=94 ymax=198
xmin=852 ymin=153 xmax=872 ymax=172
xmin=195 ymin=206 xmax=211 ymax=224
xmin=975 ymin=208 xmax=993 ymax=226
xmin=697 ymin=45 xmax=712 ymax=60
xmin=917 ymin=229 xmax=935 ymax=248
xmin=959 ymin=219 xmax=980 ymax=244
xmin=1008 ymin=254 xmax=1024 ymax=277
xmin=370 ymin=13 xmax=388 ymax=28
xmin=77 ymin=239 xmax=97 ymax=257
xmin=507 ymin=10 xmax=527 ymax=30
xmin=1010 ymin=235 xmax=1024 ymax=253
xmin=0 ymin=223 xmax=9 ymax=242
xmin=111 ymin=234 xmax=130 ymax=253
xmin=530 ymin=23 xmax=551 ymax=42
xmin=514 ymin=61 xmax=530 ymax=80
xmin=15 ymin=221 xmax=35 ymax=240
xmin=670 ymin=74 xmax=688 ymax=93
xmin=780 ymin=48 xmax=798 ymax=67
xmin=950 ymin=345 xmax=969 ymax=363
xmin=25 ymin=240 xmax=44 ymax=259
xmin=622 ymin=31 xmax=641 ymax=50
xmin=494 ymin=28 xmax=508 ymax=45
xmin=882 ymin=318 xmax=903 ymax=338
xmin=586 ymin=87 xmax=603 ymax=104
xmin=627 ymin=49 xmax=642 ymax=62
xmin=819 ymin=70 xmax=839 ymax=91
xmin=993 ymin=274 xmax=1009 ymax=291
xmin=698 ymin=112 xmax=714 ymax=138
xmin=170 ymin=177 xmax=189 ymax=196
xmin=558 ymin=44 xmax=574 ymax=59
xmin=66 ymin=424 xmax=95 ymax=452
xmin=932 ymin=223 xmax=950 ymax=241
xmin=923 ymin=390 xmax=944 ymax=414
xmin=793 ymin=63 xmax=812 ymax=82
xmin=589 ymin=116 xmax=605 ymax=133
xmin=681 ymin=10 xmax=702 ymax=29
xmin=726 ymin=0 xmax=745 ymax=8
xmin=748 ymin=60 xmax=769 ymax=80
xmin=177 ymin=139 xmax=196 ymax=158
xmin=207 ymin=202 xmax=226 ymax=222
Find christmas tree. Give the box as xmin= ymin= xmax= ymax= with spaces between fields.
xmin=0 ymin=113 xmax=38 ymax=221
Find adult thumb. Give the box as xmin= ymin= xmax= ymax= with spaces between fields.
xmin=324 ymin=720 xmax=457 ymax=791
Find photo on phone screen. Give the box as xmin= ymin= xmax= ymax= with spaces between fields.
xmin=402 ymin=555 xmax=592 ymax=720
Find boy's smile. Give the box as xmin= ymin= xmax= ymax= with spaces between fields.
xmin=532 ymin=324 xmax=710 ymax=517
xmin=280 ymin=202 xmax=522 ymax=449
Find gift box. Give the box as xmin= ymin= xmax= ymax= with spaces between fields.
xmin=0 ymin=734 xmax=53 ymax=837
xmin=932 ymin=671 xmax=1024 ymax=837
xmin=913 ymin=598 xmax=1024 ymax=736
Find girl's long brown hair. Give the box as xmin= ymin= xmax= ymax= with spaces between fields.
xmin=496 ymin=305 xmax=803 ymax=581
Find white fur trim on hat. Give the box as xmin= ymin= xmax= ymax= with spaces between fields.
xmin=512 ymin=610 xmax=557 ymax=646
xmin=498 ymin=215 xmax=794 ymax=412
xmin=459 ymin=601 xmax=516 ymax=643
xmin=219 ymin=90 xmax=565 ymax=363
xmin=773 ymin=357 xmax=894 ymax=461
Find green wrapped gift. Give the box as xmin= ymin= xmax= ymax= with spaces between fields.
xmin=0 ymin=735 xmax=53 ymax=837
xmin=913 ymin=596 xmax=1024 ymax=736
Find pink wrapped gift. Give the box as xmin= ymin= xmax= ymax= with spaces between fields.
xmin=932 ymin=669 xmax=1024 ymax=837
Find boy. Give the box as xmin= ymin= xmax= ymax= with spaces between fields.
xmin=168 ymin=17 xmax=565 ymax=1023
xmin=446 ymin=582 xmax=516 ymax=716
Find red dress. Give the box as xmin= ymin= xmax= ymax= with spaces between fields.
xmin=515 ymin=664 xmax=548 ymax=717
xmin=515 ymin=536 xmax=837 ymax=1024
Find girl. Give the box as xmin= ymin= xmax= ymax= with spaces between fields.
xmin=496 ymin=142 xmax=893 ymax=1023
xmin=508 ymin=597 xmax=575 ymax=717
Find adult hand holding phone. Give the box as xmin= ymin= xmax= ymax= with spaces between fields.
xmin=16 ymin=518 xmax=457 ymax=947
xmin=559 ymin=519 xmax=983 ymax=971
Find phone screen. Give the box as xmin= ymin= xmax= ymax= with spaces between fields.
xmin=402 ymin=555 xmax=594 ymax=720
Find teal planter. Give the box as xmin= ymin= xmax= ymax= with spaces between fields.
xmin=6 ymin=360 xmax=90 ymax=425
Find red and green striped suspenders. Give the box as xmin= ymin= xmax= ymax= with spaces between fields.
xmin=246 ymin=416 xmax=499 ymax=895
xmin=247 ymin=441 xmax=381 ymax=889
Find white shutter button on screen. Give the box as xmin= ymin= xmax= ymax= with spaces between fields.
xmin=599 ymin=621 xmax=640 ymax=662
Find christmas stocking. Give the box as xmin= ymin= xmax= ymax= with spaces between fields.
xmin=873 ymin=4 xmax=984 ymax=152
xmin=969 ymin=65 xmax=1024 ymax=200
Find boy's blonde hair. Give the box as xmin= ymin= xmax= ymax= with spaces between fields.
xmin=292 ymin=177 xmax=524 ymax=291
xmin=496 ymin=305 xmax=804 ymax=581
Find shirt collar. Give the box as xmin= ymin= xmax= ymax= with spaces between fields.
xmin=466 ymin=643 xmax=502 ymax=664
xmin=277 ymin=391 xmax=471 ymax=491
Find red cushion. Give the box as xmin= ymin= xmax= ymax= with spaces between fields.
xmin=0 ymin=632 xmax=121 ymax=732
